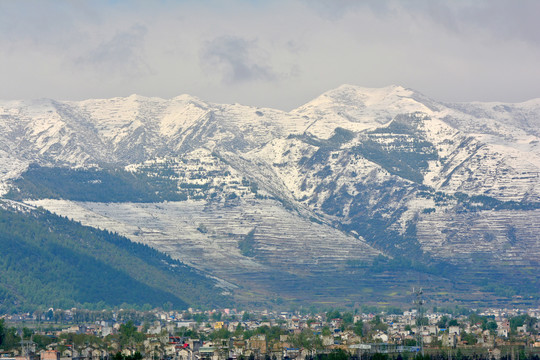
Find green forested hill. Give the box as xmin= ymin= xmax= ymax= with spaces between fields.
xmin=0 ymin=202 xmax=226 ymax=312
xmin=6 ymin=164 xmax=186 ymax=202
xmin=5 ymin=165 xmax=185 ymax=202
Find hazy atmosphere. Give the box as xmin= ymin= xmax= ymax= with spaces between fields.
xmin=2 ymin=2 xmax=540 ymax=349
xmin=2 ymin=0 xmax=540 ymax=110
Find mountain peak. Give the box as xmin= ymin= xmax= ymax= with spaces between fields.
xmin=325 ymin=84 xmax=414 ymax=101
xmin=293 ymin=84 xmax=433 ymax=119
xmin=334 ymin=83 xmax=406 ymax=92
xmin=172 ymin=94 xmax=208 ymax=106
xmin=294 ymin=84 xmax=423 ymax=111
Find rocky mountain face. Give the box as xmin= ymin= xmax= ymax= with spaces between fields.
xmin=1 ymin=85 xmax=539 ymax=306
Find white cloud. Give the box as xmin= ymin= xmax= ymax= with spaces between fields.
xmin=0 ymin=0 xmax=539 ymax=109
xmin=74 ymin=24 xmax=151 ymax=78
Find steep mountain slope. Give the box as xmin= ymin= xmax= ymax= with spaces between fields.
xmin=0 ymin=200 xmax=226 ymax=312
xmin=0 ymin=85 xmax=539 ymax=306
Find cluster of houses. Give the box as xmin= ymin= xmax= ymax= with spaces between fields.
xmin=1 ymin=307 xmax=539 ymax=360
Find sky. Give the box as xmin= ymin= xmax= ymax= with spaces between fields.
xmin=1 ymin=0 xmax=540 ymax=110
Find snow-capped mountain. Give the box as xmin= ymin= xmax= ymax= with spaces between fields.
xmin=1 ymin=85 xmax=539 ymax=305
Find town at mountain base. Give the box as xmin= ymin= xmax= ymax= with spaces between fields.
xmin=0 ymin=307 xmax=539 ymax=360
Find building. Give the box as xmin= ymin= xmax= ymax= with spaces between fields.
xmin=41 ymin=350 xmax=59 ymax=360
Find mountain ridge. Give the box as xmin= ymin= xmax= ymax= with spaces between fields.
xmin=1 ymin=85 xmax=539 ymax=307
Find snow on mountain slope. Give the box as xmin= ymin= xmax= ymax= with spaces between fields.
xmin=2 ymin=85 xmax=540 ymax=303
xmin=2 ymin=85 xmax=538 ymax=184
xmin=159 ymin=95 xmax=210 ymax=136
xmin=28 ymin=197 xmax=382 ymax=296
xmin=292 ymin=85 xmax=439 ymax=138
xmin=417 ymin=208 xmax=540 ymax=266
xmin=445 ymin=99 xmax=540 ymax=138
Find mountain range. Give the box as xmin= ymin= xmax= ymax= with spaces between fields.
xmin=1 ymin=85 xmax=539 ymax=309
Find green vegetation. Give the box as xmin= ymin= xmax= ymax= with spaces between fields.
xmin=0 ymin=205 xmax=226 ymax=312
xmin=468 ymin=314 xmax=494 ymax=329
xmin=288 ymin=328 xmax=323 ymax=351
xmin=112 ymin=353 xmax=143 ymax=360
xmin=326 ymin=309 xmax=342 ymax=320
xmin=192 ymin=313 xmax=210 ymax=323
xmin=352 ymin=137 xmax=437 ymax=184
xmin=510 ymin=315 xmax=538 ymax=332
xmin=353 ymin=319 xmax=364 ymax=336
xmin=238 ymin=228 xmax=257 ymax=257
xmin=453 ymin=192 xmax=540 ymax=212
xmin=290 ymin=127 xmax=354 ymax=150
xmin=0 ymin=319 xmax=5 ymax=347
xmin=294 ymin=128 xmax=355 ymax=170
xmin=368 ymin=255 xmax=455 ymax=277
xmin=119 ymin=320 xmax=146 ymax=345
xmin=0 ymin=319 xmax=27 ymax=349
xmin=371 ymin=315 xmax=389 ymax=331
xmin=351 ymin=115 xmax=438 ymax=183
xmin=243 ymin=325 xmax=287 ymax=342
xmin=6 ymin=164 xmax=184 ymax=202
xmin=328 ymin=127 xmax=355 ymax=145
xmin=460 ymin=331 xmax=477 ymax=345
xmin=210 ymin=327 xmax=231 ymax=340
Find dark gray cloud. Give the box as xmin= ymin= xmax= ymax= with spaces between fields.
xmin=74 ymin=25 xmax=151 ymax=77
xmin=438 ymin=0 xmax=540 ymax=46
xmin=200 ymin=36 xmax=277 ymax=84
xmin=308 ymin=0 xmax=540 ymax=47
